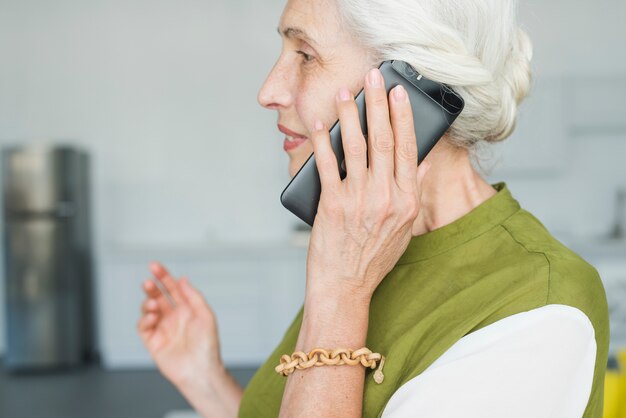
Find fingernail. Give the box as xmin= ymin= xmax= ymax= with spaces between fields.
xmin=393 ymin=85 xmax=407 ymax=102
xmin=337 ymin=87 xmax=351 ymax=101
xmin=314 ymin=119 xmax=324 ymax=131
xmin=367 ymin=68 xmax=382 ymax=88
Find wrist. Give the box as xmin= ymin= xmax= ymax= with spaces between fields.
xmin=298 ymin=289 xmax=371 ymax=351
xmin=175 ymin=360 xmax=225 ymax=399
xmin=304 ymin=287 xmax=371 ymax=317
xmin=176 ymin=362 xmax=242 ymax=418
xmin=305 ymin=275 xmax=374 ymax=308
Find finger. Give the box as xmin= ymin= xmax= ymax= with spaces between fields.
xmin=414 ymin=160 xmax=430 ymax=212
xmin=311 ymin=119 xmax=341 ymax=192
xmin=335 ymin=87 xmax=367 ymax=184
xmin=141 ymin=298 xmax=160 ymax=315
xmin=137 ymin=312 xmax=158 ymax=333
xmin=388 ymin=84 xmax=419 ymax=193
xmin=416 ymin=160 xmax=431 ymax=198
xmin=143 ymin=279 xmax=173 ymax=314
xmin=149 ymin=261 xmax=186 ymax=306
xmin=364 ymin=68 xmax=394 ymax=182
xmin=142 ymin=278 xmax=161 ymax=298
xmin=179 ymin=277 xmax=213 ymax=319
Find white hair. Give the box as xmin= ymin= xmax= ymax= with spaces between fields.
xmin=336 ymin=0 xmax=533 ymax=150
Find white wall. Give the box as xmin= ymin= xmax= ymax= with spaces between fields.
xmin=482 ymin=0 xmax=626 ymax=241
xmin=0 ymin=0 xmax=625 ymax=365
xmin=0 ymin=0 xmax=292 ymax=246
xmin=0 ymin=0 xmax=291 ymax=360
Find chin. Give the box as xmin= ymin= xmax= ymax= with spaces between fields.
xmin=288 ymin=162 xmax=299 ymax=178
xmin=287 ymin=155 xmax=308 ymax=178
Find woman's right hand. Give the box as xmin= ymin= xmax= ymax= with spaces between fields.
xmin=137 ymin=261 xmax=223 ymax=389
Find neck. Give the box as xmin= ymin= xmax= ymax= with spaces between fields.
xmin=412 ymin=140 xmax=497 ymax=236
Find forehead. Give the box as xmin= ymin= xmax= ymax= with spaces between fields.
xmin=278 ymin=0 xmax=343 ymax=47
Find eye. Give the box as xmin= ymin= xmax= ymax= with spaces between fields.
xmin=296 ymin=50 xmax=314 ymax=63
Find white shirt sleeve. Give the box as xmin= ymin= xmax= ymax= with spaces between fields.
xmin=380 ymin=304 xmax=597 ymax=418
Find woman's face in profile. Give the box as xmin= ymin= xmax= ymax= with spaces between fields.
xmin=257 ymin=0 xmax=374 ymax=178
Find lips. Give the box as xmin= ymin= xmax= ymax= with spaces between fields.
xmin=278 ymin=123 xmax=309 ymax=152
xmin=283 ymin=136 xmax=308 ymax=151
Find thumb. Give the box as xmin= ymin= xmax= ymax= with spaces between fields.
xmin=416 ymin=161 xmax=430 ymax=189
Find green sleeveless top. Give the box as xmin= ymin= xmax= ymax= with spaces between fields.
xmin=238 ymin=182 xmax=609 ymax=417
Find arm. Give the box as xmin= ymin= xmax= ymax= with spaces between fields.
xmin=381 ymin=304 xmax=597 ymax=418
xmin=176 ymin=363 xmax=244 ymax=418
xmin=276 ymin=68 xmax=429 ymax=417
xmin=137 ymin=262 xmax=243 ymax=418
xmin=279 ymin=289 xmax=371 ymax=418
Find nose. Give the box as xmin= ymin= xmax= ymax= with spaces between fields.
xmin=257 ymin=56 xmax=296 ymax=110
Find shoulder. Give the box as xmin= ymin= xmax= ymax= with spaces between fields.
xmin=500 ymin=207 xmax=596 ymax=275
xmin=432 ymin=304 xmax=594 ymax=364
xmin=381 ymin=304 xmax=596 ymax=418
xmin=500 ymin=208 xmax=607 ymax=305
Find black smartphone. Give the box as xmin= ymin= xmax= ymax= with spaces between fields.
xmin=280 ymin=60 xmax=465 ymax=227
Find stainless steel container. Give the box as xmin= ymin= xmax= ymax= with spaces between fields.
xmin=2 ymin=144 xmax=95 ymax=370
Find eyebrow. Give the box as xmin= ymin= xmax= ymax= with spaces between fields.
xmin=276 ymin=26 xmax=319 ymax=47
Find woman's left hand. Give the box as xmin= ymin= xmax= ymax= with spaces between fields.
xmin=306 ymin=68 xmax=430 ymax=303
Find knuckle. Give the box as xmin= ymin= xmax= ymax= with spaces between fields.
xmin=393 ymin=107 xmax=414 ymax=129
xmin=402 ymin=199 xmax=420 ymax=221
xmin=371 ymin=94 xmax=388 ymax=107
xmin=397 ymin=141 xmax=418 ymax=161
xmin=372 ymin=132 xmax=394 ymax=152
xmin=347 ymin=142 xmax=366 ymax=157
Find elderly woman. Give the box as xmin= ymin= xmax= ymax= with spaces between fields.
xmin=137 ymin=0 xmax=609 ymax=417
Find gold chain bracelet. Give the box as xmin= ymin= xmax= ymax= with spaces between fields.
xmin=274 ymin=347 xmax=386 ymax=384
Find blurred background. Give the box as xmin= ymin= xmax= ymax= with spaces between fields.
xmin=0 ymin=0 xmax=625 ymax=417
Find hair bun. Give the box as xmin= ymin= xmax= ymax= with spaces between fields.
xmin=483 ymin=26 xmax=534 ymax=143
xmin=338 ymin=0 xmax=535 ymax=148
xmin=503 ymin=27 xmax=533 ymax=105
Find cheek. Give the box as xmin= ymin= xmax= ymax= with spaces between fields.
xmin=295 ymin=81 xmax=339 ymax=135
